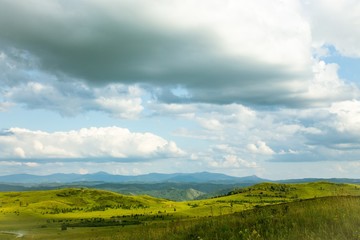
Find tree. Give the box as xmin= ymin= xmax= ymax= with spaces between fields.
xmin=61 ymin=224 xmax=67 ymax=231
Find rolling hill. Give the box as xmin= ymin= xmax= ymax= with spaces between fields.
xmin=1 ymin=182 xmax=360 ymax=239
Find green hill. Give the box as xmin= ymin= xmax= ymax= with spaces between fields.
xmin=170 ymin=181 xmax=360 ymax=217
xmin=227 ymin=181 xmax=360 ymax=199
xmin=0 ymin=188 xmax=166 ymax=216
xmin=0 ymin=181 xmax=359 ymax=239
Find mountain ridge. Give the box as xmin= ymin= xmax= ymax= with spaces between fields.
xmin=0 ymin=171 xmax=268 ymax=184
xmin=1 ymin=172 xmax=360 ymax=185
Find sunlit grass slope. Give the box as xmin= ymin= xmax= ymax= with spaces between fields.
xmin=0 ymin=188 xmax=152 ymax=213
xmin=0 ymin=182 xmax=359 ymax=217
xmin=174 ymin=181 xmax=360 ymax=217
xmin=165 ymin=196 xmax=360 ymax=240
xmin=0 ymin=182 xmax=359 ymax=239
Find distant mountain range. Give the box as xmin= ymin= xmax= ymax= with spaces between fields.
xmin=0 ymin=171 xmax=267 ymax=184
xmin=278 ymin=178 xmax=360 ymax=184
xmin=0 ymin=172 xmax=359 ymax=185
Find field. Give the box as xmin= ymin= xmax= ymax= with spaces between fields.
xmin=0 ymin=181 xmax=359 ymax=239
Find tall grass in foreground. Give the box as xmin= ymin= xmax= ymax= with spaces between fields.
xmin=113 ymin=196 xmax=360 ymax=240
xmin=167 ymin=196 xmax=360 ymax=240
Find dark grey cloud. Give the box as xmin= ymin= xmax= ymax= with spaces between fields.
xmin=305 ymin=128 xmax=360 ymax=150
xmin=0 ymin=0 xmax=311 ymax=106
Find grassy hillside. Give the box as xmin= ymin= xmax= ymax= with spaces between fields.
xmin=228 ymin=181 xmax=360 ymax=198
xmin=171 ymin=181 xmax=360 ymax=217
xmin=1 ymin=182 xmax=359 ymax=216
xmin=160 ymin=196 xmax=360 ymax=240
xmin=0 ymin=188 xmax=174 ymax=216
xmin=0 ymin=181 xmax=359 ymax=239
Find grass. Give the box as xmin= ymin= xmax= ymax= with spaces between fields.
xmin=0 ymin=182 xmax=359 ymax=239
xmin=167 ymin=196 xmax=360 ymax=240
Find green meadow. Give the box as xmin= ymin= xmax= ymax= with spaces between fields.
xmin=0 ymin=182 xmax=359 ymax=239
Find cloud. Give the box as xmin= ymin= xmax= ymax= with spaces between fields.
xmin=0 ymin=102 xmax=12 ymax=111
xmin=0 ymin=127 xmax=185 ymax=160
xmin=0 ymin=161 xmax=39 ymax=176
xmin=79 ymin=168 xmax=89 ymax=175
xmin=190 ymin=145 xmax=258 ymax=170
xmin=93 ymin=84 xmax=144 ymax=119
xmin=289 ymin=100 xmax=360 ymax=146
xmin=305 ymin=0 xmax=360 ymax=57
xmin=299 ymin=60 xmax=359 ymax=105
xmin=0 ymin=49 xmax=146 ymax=118
xmin=266 ymin=100 xmax=360 ymax=162
xmin=0 ymin=0 xmax=316 ymax=106
xmin=0 ymin=0 xmax=358 ymax=110
xmin=1 ymin=0 xmax=360 ymax=178
xmin=0 ymin=49 xmax=38 ymax=87
xmin=154 ymin=101 xmax=360 ymax=164
xmin=4 ymin=79 xmax=144 ymax=118
xmin=0 ymin=161 xmax=38 ymax=168
xmin=247 ymin=141 xmax=275 ymax=155
xmin=209 ymin=155 xmax=258 ymax=169
xmin=197 ymin=118 xmax=223 ymax=131
xmin=329 ymin=100 xmax=360 ymax=134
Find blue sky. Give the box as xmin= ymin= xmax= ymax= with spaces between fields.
xmin=1 ymin=0 xmax=360 ymax=179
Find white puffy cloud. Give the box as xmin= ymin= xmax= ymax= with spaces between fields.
xmin=247 ymin=141 xmax=275 ymax=155
xmin=197 ymin=118 xmax=223 ymax=131
xmin=0 ymin=127 xmax=185 ymax=160
xmin=93 ymin=85 xmax=144 ymax=119
xmin=300 ymin=60 xmax=359 ymax=105
xmin=209 ymin=155 xmax=257 ymax=169
xmin=329 ymin=100 xmax=360 ymax=134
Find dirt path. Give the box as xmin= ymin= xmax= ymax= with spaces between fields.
xmin=0 ymin=231 xmax=25 ymax=238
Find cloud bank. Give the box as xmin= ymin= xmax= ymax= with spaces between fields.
xmin=0 ymin=0 xmax=314 ymax=105
xmin=0 ymin=127 xmax=184 ymax=160
xmin=0 ymin=0 xmax=358 ymax=110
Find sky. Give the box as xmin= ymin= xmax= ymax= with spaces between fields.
xmin=0 ymin=0 xmax=360 ymax=179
